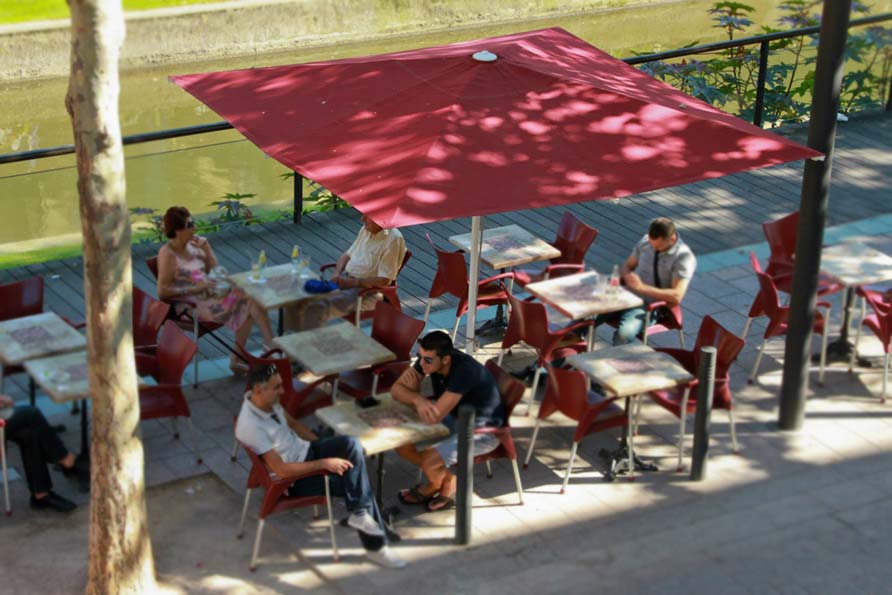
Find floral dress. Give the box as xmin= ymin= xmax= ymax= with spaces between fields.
xmin=168 ymin=243 xmax=250 ymax=331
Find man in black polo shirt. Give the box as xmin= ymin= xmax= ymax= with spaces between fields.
xmin=391 ymin=331 xmax=504 ymax=512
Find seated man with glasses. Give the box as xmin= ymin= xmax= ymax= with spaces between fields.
xmin=235 ymin=365 xmax=407 ymax=569
xmin=391 ymin=331 xmax=505 ymax=512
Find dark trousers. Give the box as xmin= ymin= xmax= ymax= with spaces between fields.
xmin=288 ymin=435 xmax=385 ymax=551
xmin=4 ymin=406 xmax=68 ymax=495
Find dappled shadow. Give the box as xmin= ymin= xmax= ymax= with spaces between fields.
xmin=171 ymin=27 xmax=817 ymax=229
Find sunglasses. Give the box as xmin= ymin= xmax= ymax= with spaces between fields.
xmin=418 ymin=354 xmax=437 ymax=365
xmin=185 ymin=220 xmax=195 ymax=229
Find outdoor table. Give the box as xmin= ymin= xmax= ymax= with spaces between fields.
xmin=820 ymin=242 xmax=892 ymax=362
xmin=449 ymin=224 xmax=561 ymax=334
xmin=228 ymin=262 xmax=325 ymax=334
xmin=24 ymin=350 xmax=91 ymax=459
xmin=566 ymin=343 xmax=693 ymax=480
xmin=315 ymin=393 xmax=450 ymax=506
xmin=273 ymin=320 xmax=396 ymax=399
xmin=0 ymin=312 xmax=87 ymax=404
xmin=448 ymin=224 xmax=561 ymax=270
xmin=526 ymin=271 xmax=644 ymax=350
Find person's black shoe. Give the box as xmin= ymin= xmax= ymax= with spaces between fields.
xmin=30 ymin=491 xmax=77 ymax=513
xmin=60 ymin=454 xmax=90 ymax=480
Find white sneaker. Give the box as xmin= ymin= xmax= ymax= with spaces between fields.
xmin=347 ymin=511 xmax=385 ymax=537
xmin=366 ymin=545 xmax=408 ymax=569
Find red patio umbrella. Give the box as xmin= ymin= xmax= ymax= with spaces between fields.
xmin=171 ymin=27 xmax=819 ymax=345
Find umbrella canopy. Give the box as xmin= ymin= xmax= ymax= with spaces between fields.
xmin=171 ymin=27 xmax=819 ymax=229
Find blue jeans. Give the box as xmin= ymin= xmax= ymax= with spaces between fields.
xmin=287 ymin=435 xmax=386 ymax=550
xmin=595 ymin=307 xmax=649 ymax=346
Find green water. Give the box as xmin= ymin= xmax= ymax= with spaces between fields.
xmin=1 ymin=0 xmax=889 ymax=249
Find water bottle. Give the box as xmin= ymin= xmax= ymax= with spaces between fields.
xmin=257 ymin=249 xmax=267 ymax=280
xmin=291 ymin=245 xmax=301 ymax=274
xmin=609 ymin=264 xmax=620 ymax=294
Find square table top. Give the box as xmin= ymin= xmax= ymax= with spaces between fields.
xmin=566 ymin=343 xmax=694 ymax=398
xmin=229 ymin=263 xmax=325 ymax=310
xmin=315 ymin=394 xmax=450 ymax=456
xmin=448 ymin=224 xmax=561 ymax=269
xmin=273 ymin=320 xmax=396 ymax=377
xmin=0 ymin=312 xmax=87 ymax=367
xmin=525 ymin=271 xmax=644 ymax=320
xmin=821 ymin=242 xmax=892 ymax=287
xmin=24 ymin=350 xmax=91 ymax=403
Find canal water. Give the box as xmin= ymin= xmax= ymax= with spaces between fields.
xmin=1 ymin=0 xmax=889 ymax=250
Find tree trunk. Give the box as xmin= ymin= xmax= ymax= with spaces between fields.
xmin=66 ymin=1 xmax=158 ymax=592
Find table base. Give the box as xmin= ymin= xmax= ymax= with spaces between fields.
xmin=598 ymin=440 xmax=658 ymax=482
xmin=476 ymin=306 xmax=509 ymax=336
xmin=813 ymin=338 xmax=878 ymax=368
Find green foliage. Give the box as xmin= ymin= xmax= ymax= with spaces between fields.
xmin=636 ymin=1 xmax=892 ymax=127
xmin=129 ymin=192 xmax=264 ymax=245
xmin=280 ymin=172 xmax=350 ymax=214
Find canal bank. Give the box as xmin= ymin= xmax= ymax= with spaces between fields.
xmin=1 ymin=0 xmax=653 ymax=80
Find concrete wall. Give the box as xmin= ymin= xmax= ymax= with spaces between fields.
xmin=0 ymin=0 xmax=639 ymax=80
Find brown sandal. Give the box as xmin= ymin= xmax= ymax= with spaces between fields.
xmin=425 ymin=495 xmax=456 ymax=512
xmin=397 ymin=485 xmax=438 ymax=506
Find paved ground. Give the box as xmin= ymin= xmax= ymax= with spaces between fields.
xmin=2 ymin=225 xmax=892 ymax=593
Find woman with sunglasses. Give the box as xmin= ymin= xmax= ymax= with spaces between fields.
xmin=156 ymin=206 xmax=275 ymax=374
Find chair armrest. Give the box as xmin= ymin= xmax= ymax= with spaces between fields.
xmin=542 ymin=263 xmax=585 ymax=280
xmin=479 ymin=271 xmax=518 ymax=286
xmin=269 ymin=467 xmax=331 ymax=487
xmin=553 ymin=318 xmax=595 ymax=338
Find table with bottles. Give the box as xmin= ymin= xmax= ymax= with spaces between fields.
xmin=525 ymin=270 xmax=643 ymax=349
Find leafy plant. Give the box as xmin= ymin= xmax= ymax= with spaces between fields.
xmin=280 ymin=172 xmax=349 ymax=214
xmin=635 ymin=1 xmax=892 ymax=127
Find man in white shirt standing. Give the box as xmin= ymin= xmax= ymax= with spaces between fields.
xmin=235 ymin=365 xmax=407 ymax=569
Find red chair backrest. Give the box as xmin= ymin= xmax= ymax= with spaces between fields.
xmin=0 ymin=276 xmax=44 ymax=322
xmin=133 ymin=286 xmax=170 ymax=348
xmin=552 ymin=212 xmax=598 ymax=265
xmin=691 ymin=316 xmax=745 ymax=382
xmin=426 ymin=233 xmax=469 ymax=300
xmin=763 ymin=211 xmax=798 ymax=275
xmin=243 ymin=444 xmax=276 ymax=491
xmin=146 ymin=256 xmax=159 ymax=281
xmin=541 ymin=366 xmax=589 ymax=422
xmin=155 ymin=321 xmax=198 ymax=385
xmin=370 ymin=301 xmax=425 ymax=361
xmin=753 ymin=266 xmax=783 ymax=322
xmin=395 ymin=250 xmax=412 ymax=282
xmin=484 ymin=359 xmax=526 ymax=420
xmin=862 ymin=290 xmax=892 ymax=344
xmin=502 ymin=291 xmax=553 ymax=352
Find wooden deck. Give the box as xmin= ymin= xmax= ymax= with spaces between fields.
xmin=1 ymin=111 xmax=889 ymax=391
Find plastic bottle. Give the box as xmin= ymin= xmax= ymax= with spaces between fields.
xmin=291 ymin=245 xmax=301 ymax=273
xmin=609 ymin=264 xmax=620 ymax=294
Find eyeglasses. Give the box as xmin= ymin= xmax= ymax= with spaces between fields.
xmin=185 ymin=220 xmax=195 ymax=229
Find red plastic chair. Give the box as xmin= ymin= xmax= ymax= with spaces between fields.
xmin=337 ymin=301 xmax=425 ymax=401
xmin=513 ymin=212 xmax=598 ymax=288
xmin=524 ymin=365 xmax=628 ymax=493
xmin=747 ymin=252 xmax=830 ymax=386
xmin=470 ymin=359 xmax=526 ymax=504
xmin=499 ymin=289 xmax=594 ymax=415
xmin=320 ymin=250 xmax=412 ymax=326
xmin=850 ymin=287 xmax=892 ymax=402
xmin=742 ymin=212 xmax=842 ymax=337
xmin=1 ymin=419 xmax=9 ymax=516
xmin=421 ymin=234 xmax=514 ymax=340
xmin=132 ymin=286 xmax=171 ymax=376
xmin=136 ymin=321 xmax=202 ymax=464
xmin=237 ymin=444 xmax=338 ymax=570
xmin=146 ymin=256 xmax=238 ymax=387
xmin=605 ymin=300 xmax=686 ymax=348
xmin=648 ymin=315 xmax=745 ymax=470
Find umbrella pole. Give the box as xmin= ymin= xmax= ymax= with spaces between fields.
xmin=465 ymin=216 xmax=483 ymax=354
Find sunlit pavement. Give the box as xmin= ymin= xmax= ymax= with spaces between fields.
xmin=2 ymin=233 xmax=892 ymax=594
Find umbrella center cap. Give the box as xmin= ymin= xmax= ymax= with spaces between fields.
xmin=472 ymin=50 xmax=498 ymax=62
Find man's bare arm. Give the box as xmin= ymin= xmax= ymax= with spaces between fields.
xmin=624 ymin=276 xmax=690 ymax=307
xmin=284 ymin=411 xmax=318 ymax=441
xmin=262 ymin=449 xmax=352 ymax=477
xmin=392 ymin=366 xmax=440 ymax=423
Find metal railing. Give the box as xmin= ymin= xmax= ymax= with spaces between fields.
xmin=1 ymin=12 xmax=890 ymax=221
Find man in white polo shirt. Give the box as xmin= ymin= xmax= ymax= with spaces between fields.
xmin=235 ymin=364 xmax=407 ymax=569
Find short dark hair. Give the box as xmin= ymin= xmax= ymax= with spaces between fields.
xmin=648 ymin=217 xmax=676 ymax=240
xmin=418 ymin=330 xmax=453 ymax=357
xmin=163 ymin=206 xmax=191 ymax=239
xmin=247 ymin=364 xmax=278 ymax=389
